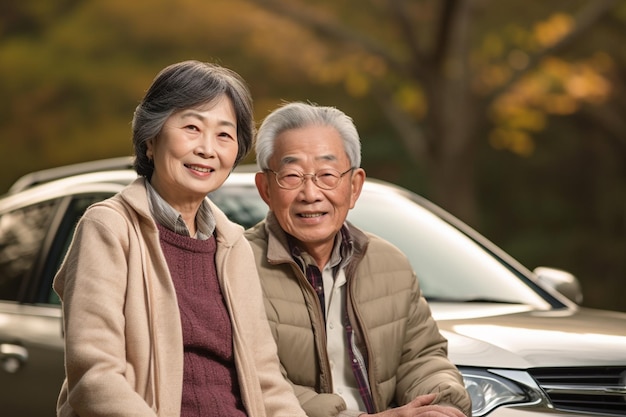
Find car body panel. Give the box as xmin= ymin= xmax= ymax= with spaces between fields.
xmin=0 ymin=303 xmax=64 ymax=414
xmin=1 ymin=161 xmax=625 ymax=416
xmin=436 ymin=305 xmax=626 ymax=367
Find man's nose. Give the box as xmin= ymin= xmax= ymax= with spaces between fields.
xmin=299 ymin=174 xmax=322 ymax=199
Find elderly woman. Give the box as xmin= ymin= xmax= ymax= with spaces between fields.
xmin=53 ymin=61 xmax=305 ymax=417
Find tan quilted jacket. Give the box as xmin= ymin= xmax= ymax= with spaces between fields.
xmin=245 ymin=213 xmax=471 ymax=417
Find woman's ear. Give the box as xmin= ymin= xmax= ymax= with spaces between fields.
xmin=146 ymin=138 xmax=154 ymax=160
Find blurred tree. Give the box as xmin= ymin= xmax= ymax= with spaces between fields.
xmin=475 ymin=1 xmax=626 ymax=312
xmin=1 ymin=0 xmax=625 ymax=311
xmin=241 ymin=0 xmax=621 ymax=226
xmin=0 ymin=0 xmax=271 ymax=191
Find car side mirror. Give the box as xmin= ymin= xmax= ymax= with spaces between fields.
xmin=533 ymin=266 xmax=583 ymax=305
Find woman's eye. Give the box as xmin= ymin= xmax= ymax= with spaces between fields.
xmin=218 ymin=131 xmax=237 ymax=142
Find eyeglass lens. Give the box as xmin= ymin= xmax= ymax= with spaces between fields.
xmin=276 ymin=169 xmax=344 ymax=189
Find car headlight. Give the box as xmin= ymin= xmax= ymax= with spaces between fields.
xmin=460 ymin=368 xmax=543 ymax=416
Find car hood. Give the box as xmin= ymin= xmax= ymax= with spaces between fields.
xmin=431 ymin=303 xmax=626 ymax=369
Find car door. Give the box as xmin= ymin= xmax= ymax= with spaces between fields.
xmin=0 ymin=192 xmax=114 ymax=416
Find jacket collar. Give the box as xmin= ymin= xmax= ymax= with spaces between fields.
xmin=263 ymin=211 xmax=369 ymax=267
xmin=145 ymin=179 xmax=215 ymax=239
xmin=118 ymin=177 xmax=244 ymax=248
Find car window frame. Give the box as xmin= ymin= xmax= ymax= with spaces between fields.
xmin=0 ymin=180 xmax=126 ymax=306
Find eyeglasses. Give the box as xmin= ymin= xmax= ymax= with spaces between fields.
xmin=266 ymin=167 xmax=355 ymax=190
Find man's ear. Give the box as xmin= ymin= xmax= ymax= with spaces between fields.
xmin=349 ymin=168 xmax=366 ymax=209
xmin=255 ymin=171 xmax=272 ymax=206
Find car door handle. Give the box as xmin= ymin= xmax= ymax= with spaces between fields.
xmin=0 ymin=343 xmax=29 ymax=374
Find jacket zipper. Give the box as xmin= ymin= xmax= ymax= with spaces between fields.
xmin=290 ymin=262 xmax=334 ymax=393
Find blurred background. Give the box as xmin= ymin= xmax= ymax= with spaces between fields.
xmin=1 ymin=0 xmax=624 ymax=311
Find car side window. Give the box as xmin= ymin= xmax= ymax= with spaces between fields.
xmin=0 ymin=200 xmax=57 ymax=301
xmin=43 ymin=194 xmax=114 ymax=305
xmin=208 ymin=186 xmax=268 ymax=229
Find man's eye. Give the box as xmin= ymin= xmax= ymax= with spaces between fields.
xmin=318 ymin=170 xmax=337 ymax=178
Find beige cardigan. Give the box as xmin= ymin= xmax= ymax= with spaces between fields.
xmin=53 ymin=178 xmax=305 ymax=417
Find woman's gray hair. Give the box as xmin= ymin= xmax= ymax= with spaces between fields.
xmin=132 ymin=60 xmax=255 ymax=178
xmin=255 ymin=102 xmax=361 ymax=170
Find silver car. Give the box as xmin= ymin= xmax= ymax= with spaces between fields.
xmin=1 ymin=157 xmax=625 ymax=416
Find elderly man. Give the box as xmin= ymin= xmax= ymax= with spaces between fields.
xmin=245 ymin=102 xmax=471 ymax=417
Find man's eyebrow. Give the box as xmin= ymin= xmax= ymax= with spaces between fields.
xmin=316 ymin=155 xmax=338 ymax=162
xmin=280 ymin=155 xmax=338 ymax=165
xmin=279 ymin=156 xmax=299 ymax=165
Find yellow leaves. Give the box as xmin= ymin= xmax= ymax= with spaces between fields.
xmin=473 ymin=64 xmax=512 ymax=94
xmin=345 ymin=71 xmax=369 ymax=97
xmin=541 ymin=95 xmax=578 ymax=115
xmin=508 ymin=49 xmax=530 ymax=71
xmin=489 ymin=128 xmax=535 ymax=157
xmin=489 ymin=52 xmax=613 ymax=156
xmin=494 ymin=104 xmax=546 ymax=132
xmin=306 ymin=53 xmax=387 ymax=97
xmin=475 ymin=12 xmax=578 ymax=94
xmin=361 ymin=55 xmax=387 ymax=78
xmin=530 ymin=54 xmax=611 ymax=110
xmin=481 ymin=34 xmax=505 ymax=60
xmin=538 ymin=58 xmax=611 ymax=113
xmin=314 ymin=63 xmax=371 ymax=97
xmin=563 ymin=60 xmax=612 ymax=103
xmin=342 ymin=55 xmax=388 ymax=97
xmin=490 ymin=98 xmax=544 ymax=156
xmin=533 ymin=13 xmax=574 ymax=48
xmin=393 ymin=85 xmax=427 ymax=120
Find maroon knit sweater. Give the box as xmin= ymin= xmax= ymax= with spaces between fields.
xmin=157 ymin=224 xmax=247 ymax=417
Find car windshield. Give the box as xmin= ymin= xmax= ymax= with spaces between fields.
xmin=210 ymin=180 xmax=553 ymax=310
xmin=350 ymin=184 xmax=551 ymax=308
